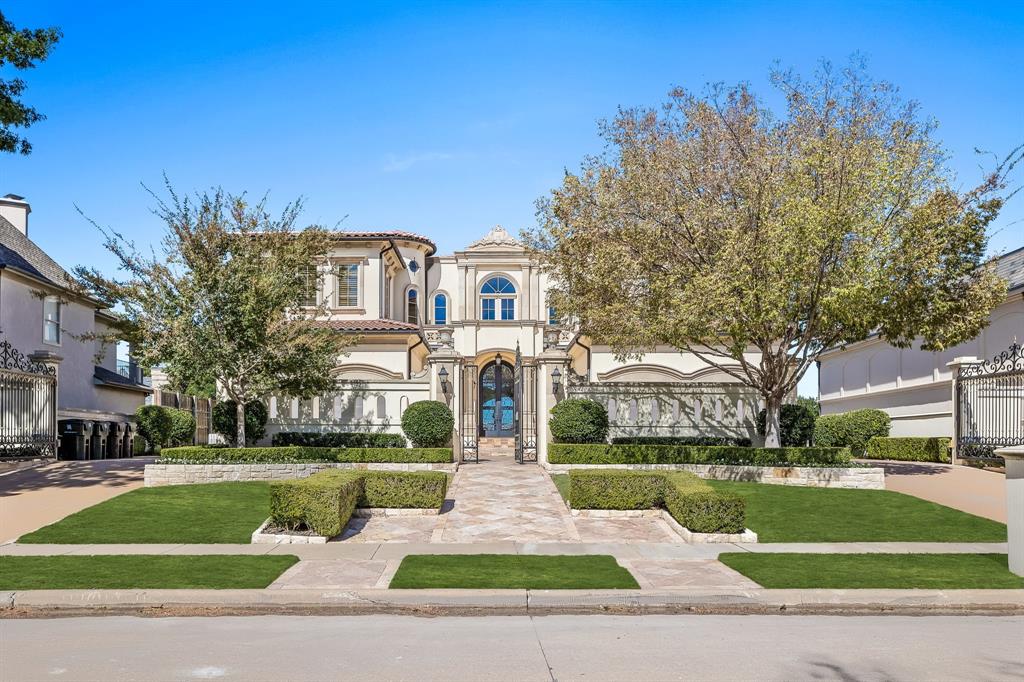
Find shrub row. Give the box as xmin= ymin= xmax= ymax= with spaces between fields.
xmin=158 ymin=445 xmax=453 ymax=464
xmin=270 ymin=469 xmax=449 ymax=537
xmin=271 ymin=431 xmax=407 ymax=448
xmin=864 ymin=436 xmax=951 ymax=463
xmin=135 ymin=405 xmax=196 ymax=452
xmin=610 ymin=436 xmax=752 ymax=447
xmin=568 ymin=469 xmax=745 ymax=534
xmin=813 ymin=408 xmax=890 ymax=456
xmin=548 ymin=443 xmax=851 ymax=467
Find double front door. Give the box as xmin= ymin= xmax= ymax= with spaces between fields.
xmin=479 ymin=360 xmax=514 ymax=437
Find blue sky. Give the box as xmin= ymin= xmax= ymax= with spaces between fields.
xmin=2 ymin=1 xmax=1022 ymax=395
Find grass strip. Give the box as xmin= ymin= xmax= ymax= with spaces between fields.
xmin=718 ymin=553 xmax=1024 ymax=589
xmin=706 ymin=480 xmax=1006 ymax=543
xmin=551 ymin=473 xmax=570 ymax=503
xmin=0 ymin=554 xmax=299 ymax=590
xmin=18 ymin=482 xmax=271 ymax=544
xmin=389 ymin=554 xmax=640 ymax=589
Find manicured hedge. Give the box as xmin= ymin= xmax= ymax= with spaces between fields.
xmin=158 ymin=446 xmax=453 ymax=464
xmin=270 ymin=470 xmax=361 ymax=537
xmin=358 ymin=470 xmax=448 ymax=509
xmin=568 ymin=469 xmax=745 ymax=534
xmin=168 ymin=409 xmax=197 ymax=447
xmin=549 ymin=399 xmax=609 ymax=443
xmin=271 ymin=431 xmax=407 ymax=448
xmin=813 ymin=409 xmax=890 ymax=456
xmin=135 ymin=405 xmax=173 ymax=453
xmin=548 ymin=444 xmax=851 ymax=466
xmin=401 ymin=400 xmax=455 ymax=447
xmin=756 ymin=403 xmax=817 ymax=446
xmin=864 ymin=437 xmax=951 ymax=463
xmin=611 ymin=436 xmax=752 ymax=447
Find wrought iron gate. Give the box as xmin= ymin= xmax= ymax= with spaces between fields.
xmin=956 ymin=342 xmax=1024 ymax=461
xmin=513 ymin=345 xmax=537 ymax=464
xmin=461 ymin=363 xmax=479 ymax=463
xmin=0 ymin=338 xmax=58 ymax=458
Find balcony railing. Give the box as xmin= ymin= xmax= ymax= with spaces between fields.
xmin=116 ymin=359 xmax=145 ymax=385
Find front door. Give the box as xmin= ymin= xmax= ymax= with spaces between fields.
xmin=480 ymin=360 xmax=514 ymax=436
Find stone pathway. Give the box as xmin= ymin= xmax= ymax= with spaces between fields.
xmin=432 ymin=455 xmax=581 ymax=543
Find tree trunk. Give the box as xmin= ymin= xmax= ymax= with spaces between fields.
xmin=763 ymin=395 xmax=782 ymax=448
xmin=236 ymin=400 xmax=246 ymax=448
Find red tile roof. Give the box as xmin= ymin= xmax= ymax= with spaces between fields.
xmin=331 ymin=230 xmax=436 ymax=255
xmin=315 ymin=319 xmax=420 ymax=333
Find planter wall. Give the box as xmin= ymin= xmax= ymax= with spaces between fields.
xmin=144 ymin=461 xmax=458 ymax=487
xmin=544 ymin=462 xmax=885 ymax=489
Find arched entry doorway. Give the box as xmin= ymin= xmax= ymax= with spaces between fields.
xmin=480 ymin=359 xmax=514 ymax=436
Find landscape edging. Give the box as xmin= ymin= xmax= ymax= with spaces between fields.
xmin=145 ymin=462 xmax=458 ymax=487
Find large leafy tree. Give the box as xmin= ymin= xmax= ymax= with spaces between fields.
xmin=0 ymin=10 xmax=61 ymax=154
xmin=529 ymin=61 xmax=1017 ymax=447
xmin=76 ymin=184 xmax=354 ymax=446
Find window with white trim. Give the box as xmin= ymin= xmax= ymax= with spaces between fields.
xmin=298 ymin=265 xmax=317 ymax=307
xmin=335 ymin=263 xmax=359 ymax=308
xmin=407 ymin=288 xmax=419 ymax=324
xmin=43 ymin=296 xmax=61 ymax=344
xmin=480 ymin=276 xmax=515 ymax=320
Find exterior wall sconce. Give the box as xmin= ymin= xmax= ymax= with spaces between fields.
xmin=551 ymin=367 xmax=562 ymax=396
xmin=495 ymin=353 xmax=503 ymax=369
xmin=438 ymin=367 xmax=450 ymax=398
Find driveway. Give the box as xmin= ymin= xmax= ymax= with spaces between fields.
xmin=870 ymin=460 xmax=1007 ymax=522
xmin=0 ymin=458 xmax=149 ymax=542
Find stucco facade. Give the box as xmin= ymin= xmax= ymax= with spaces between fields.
xmin=817 ymin=246 xmax=1024 ymax=438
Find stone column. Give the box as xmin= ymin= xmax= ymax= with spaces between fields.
xmin=946 ymin=356 xmax=981 ymax=465
xmin=535 ymin=349 xmax=569 ymax=468
xmin=996 ymin=445 xmax=1024 ymax=576
xmin=427 ymin=348 xmax=461 ymax=463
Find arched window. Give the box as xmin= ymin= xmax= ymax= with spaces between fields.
xmin=480 ymin=276 xmax=516 ymax=320
xmin=433 ymin=293 xmax=448 ymax=324
xmin=406 ymin=288 xmax=418 ymax=324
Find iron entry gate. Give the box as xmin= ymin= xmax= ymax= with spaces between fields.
xmin=461 ymin=363 xmax=479 ymax=463
xmin=0 ymin=338 xmax=58 ymax=458
xmin=513 ymin=345 xmax=537 ymax=464
xmin=956 ymin=342 xmax=1024 ymax=461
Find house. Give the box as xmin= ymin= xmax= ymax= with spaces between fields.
xmin=817 ymin=245 xmax=1024 ymax=438
xmin=263 ymin=225 xmax=766 ymax=463
xmin=0 ymin=194 xmax=151 ymax=459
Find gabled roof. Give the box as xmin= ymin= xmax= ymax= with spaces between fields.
xmin=0 ymin=216 xmax=74 ymax=288
xmin=331 ymin=230 xmax=436 ymax=255
xmin=994 ymin=245 xmax=1024 ymax=293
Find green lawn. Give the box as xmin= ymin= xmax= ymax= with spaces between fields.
xmin=719 ymin=552 xmax=1024 ymax=589
xmin=706 ymin=480 xmax=1007 ymax=543
xmin=19 ymin=482 xmax=271 ymax=544
xmin=0 ymin=554 xmax=298 ymax=590
xmin=389 ymin=554 xmax=640 ymax=589
xmin=551 ymin=473 xmax=570 ymax=503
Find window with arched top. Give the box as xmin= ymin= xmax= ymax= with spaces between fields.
xmin=480 ymin=276 xmax=516 ymax=320
xmin=407 ymin=288 xmax=419 ymax=324
xmin=433 ymin=293 xmax=448 ymax=324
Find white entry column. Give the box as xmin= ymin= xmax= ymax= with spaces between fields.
xmin=535 ymin=348 xmax=569 ymax=467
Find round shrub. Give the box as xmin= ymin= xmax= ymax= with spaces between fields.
xmin=549 ymin=398 xmax=609 ymax=444
xmin=213 ymin=399 xmax=268 ymax=446
xmin=401 ymin=400 xmax=454 ymax=447
xmin=813 ymin=408 xmax=890 ymax=456
xmin=135 ymin=404 xmax=173 ymax=453
xmin=756 ymin=403 xmax=817 ymax=447
xmin=168 ymin=408 xmax=197 ymax=446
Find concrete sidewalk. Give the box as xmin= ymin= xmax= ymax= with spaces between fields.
xmin=0 ymin=458 xmax=150 ymax=543
xmin=3 ymin=586 xmax=1023 ymax=617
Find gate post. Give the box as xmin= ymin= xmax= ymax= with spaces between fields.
xmin=29 ymin=350 xmax=62 ymax=458
xmin=535 ymin=349 xmax=569 ymax=468
xmin=946 ymin=356 xmax=980 ymax=466
xmin=996 ymin=445 xmax=1024 ymax=576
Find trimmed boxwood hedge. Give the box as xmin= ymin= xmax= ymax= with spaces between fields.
xmin=271 ymin=431 xmax=407 ymax=448
xmin=864 ymin=437 xmax=951 ymax=463
xmin=610 ymin=436 xmax=752 ymax=447
xmin=550 ymin=398 xmax=610 ymax=443
xmin=358 ymin=470 xmax=448 ymax=509
xmin=813 ymin=409 xmax=890 ymax=456
xmin=548 ymin=444 xmax=851 ymax=466
xmin=158 ymin=446 xmax=452 ymax=464
xmin=568 ymin=469 xmax=745 ymax=534
xmin=270 ymin=470 xmax=362 ymax=537
xmin=401 ymin=400 xmax=455 ymax=447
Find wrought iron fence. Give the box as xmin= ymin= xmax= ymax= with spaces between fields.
xmin=460 ymin=363 xmax=479 ymax=463
xmin=0 ymin=338 xmax=58 ymax=458
xmin=956 ymin=342 xmax=1024 ymax=461
xmin=513 ymin=345 xmax=537 ymax=464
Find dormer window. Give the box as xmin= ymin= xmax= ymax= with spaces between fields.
xmin=481 ymin=276 xmax=516 ymax=320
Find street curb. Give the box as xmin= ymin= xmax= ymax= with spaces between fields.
xmin=3 ymin=588 xmax=1023 ymax=618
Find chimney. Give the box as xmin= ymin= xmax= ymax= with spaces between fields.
xmin=0 ymin=194 xmax=31 ymax=236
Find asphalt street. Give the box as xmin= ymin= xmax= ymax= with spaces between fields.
xmin=2 ymin=614 xmax=1023 ymax=681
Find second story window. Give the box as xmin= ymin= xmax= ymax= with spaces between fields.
xmin=43 ymin=296 xmax=61 ymax=344
xmin=481 ymin=276 xmax=516 ymax=321
xmin=407 ymin=288 xmax=419 ymax=324
xmin=298 ymin=265 xmax=317 ymax=307
xmin=548 ymin=304 xmax=559 ymax=326
xmin=335 ymin=263 xmax=358 ymax=308
xmin=433 ymin=293 xmax=447 ymax=324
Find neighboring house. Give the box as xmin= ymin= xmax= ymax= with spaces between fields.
xmin=0 ymin=194 xmax=151 ymax=459
xmin=263 ymin=225 xmax=767 ymax=461
xmin=817 ymin=245 xmax=1024 ymax=438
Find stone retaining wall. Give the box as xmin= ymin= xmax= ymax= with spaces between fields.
xmin=544 ymin=462 xmax=885 ymax=489
xmin=144 ymin=462 xmax=458 ymax=487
